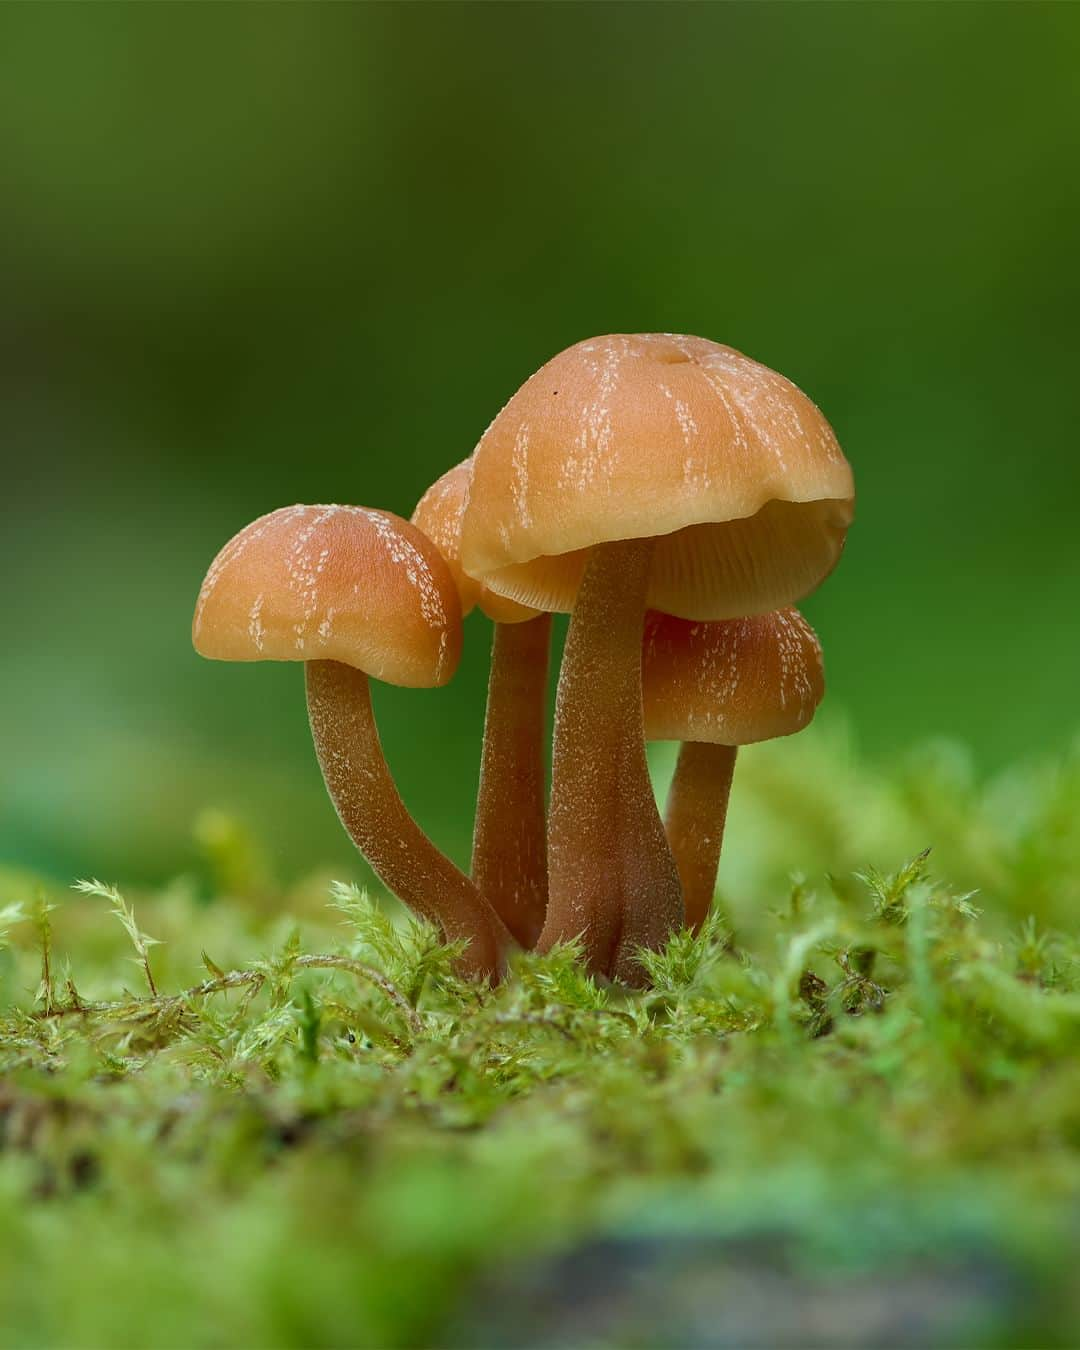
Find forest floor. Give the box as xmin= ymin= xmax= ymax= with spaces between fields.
xmin=1 ymin=734 xmax=1079 ymax=1349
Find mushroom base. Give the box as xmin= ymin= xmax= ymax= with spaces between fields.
xmin=306 ymin=659 xmax=512 ymax=982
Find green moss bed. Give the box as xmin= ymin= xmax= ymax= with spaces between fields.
xmin=1 ymin=734 xmax=1079 ymax=1349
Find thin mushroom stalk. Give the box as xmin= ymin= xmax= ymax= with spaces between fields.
xmin=472 ymin=613 xmax=552 ymax=949
xmin=663 ymin=741 xmax=737 ymax=933
xmin=540 ymin=537 xmax=683 ymax=984
xmin=306 ymin=660 xmax=510 ymax=982
xmin=411 ymin=458 xmax=552 ymax=950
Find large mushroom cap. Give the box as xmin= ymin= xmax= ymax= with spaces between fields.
xmin=193 ymin=504 xmax=462 ymax=688
xmin=461 ymin=333 xmax=854 ymax=620
xmin=642 ymin=608 xmax=824 ymax=744
xmin=412 ymin=460 xmax=540 ymax=625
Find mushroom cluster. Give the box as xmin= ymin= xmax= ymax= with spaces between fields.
xmin=193 ymin=334 xmax=853 ymax=985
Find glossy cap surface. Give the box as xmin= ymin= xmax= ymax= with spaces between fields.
xmin=193 ymin=504 xmax=462 ymax=687
xmin=412 ymin=459 xmax=540 ymax=624
xmin=643 ymin=607 xmax=824 ymax=744
xmin=462 ymin=333 xmax=853 ymax=619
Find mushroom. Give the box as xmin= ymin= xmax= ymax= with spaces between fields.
xmin=192 ymin=503 xmax=512 ymax=981
xmin=413 ymin=460 xmax=551 ymax=949
xmin=460 ymin=334 xmax=853 ymax=983
xmin=642 ymin=608 xmax=825 ymax=932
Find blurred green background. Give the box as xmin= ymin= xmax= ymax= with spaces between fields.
xmin=2 ymin=3 xmax=1078 ymax=891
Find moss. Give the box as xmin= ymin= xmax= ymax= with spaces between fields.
xmin=1 ymin=739 xmax=1079 ymax=1347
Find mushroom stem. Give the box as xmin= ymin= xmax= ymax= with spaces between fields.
xmin=540 ymin=538 xmax=684 ymax=984
xmin=305 ymin=659 xmax=511 ymax=982
xmin=664 ymin=741 xmax=737 ymax=933
xmin=472 ymin=614 xmax=552 ymax=949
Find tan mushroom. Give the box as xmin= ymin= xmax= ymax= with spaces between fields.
xmin=461 ymin=334 xmax=852 ymax=983
xmin=643 ymin=608 xmax=825 ymax=931
xmin=413 ymin=459 xmax=551 ymax=949
xmin=193 ymin=503 xmax=511 ymax=981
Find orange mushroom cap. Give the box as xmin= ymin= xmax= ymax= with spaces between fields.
xmin=642 ymin=608 xmax=824 ymax=744
xmin=412 ymin=459 xmax=540 ymax=625
xmin=193 ymin=504 xmax=462 ymax=688
xmin=461 ymin=333 xmax=854 ymax=620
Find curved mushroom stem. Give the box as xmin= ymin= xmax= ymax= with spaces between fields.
xmin=305 ymin=659 xmax=512 ymax=982
xmin=540 ymin=537 xmax=684 ymax=985
xmin=472 ymin=614 xmax=552 ymax=949
xmin=664 ymin=741 xmax=737 ymax=933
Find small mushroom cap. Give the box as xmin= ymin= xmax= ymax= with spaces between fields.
xmin=193 ymin=504 xmax=462 ymax=688
xmin=642 ymin=608 xmax=824 ymax=744
xmin=461 ymin=333 xmax=854 ymax=620
xmin=412 ymin=459 xmax=541 ymax=625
